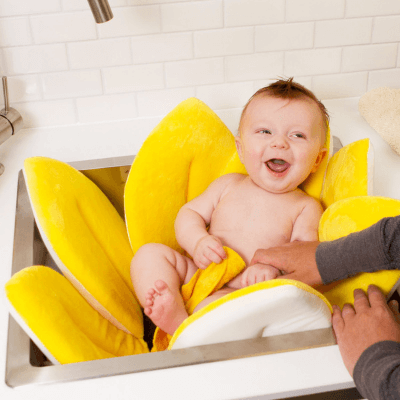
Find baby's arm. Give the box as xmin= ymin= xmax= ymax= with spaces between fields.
xmin=290 ymin=197 xmax=324 ymax=242
xmin=175 ymin=174 xmax=242 ymax=269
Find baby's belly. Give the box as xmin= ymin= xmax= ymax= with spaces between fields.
xmin=209 ymin=228 xmax=290 ymax=265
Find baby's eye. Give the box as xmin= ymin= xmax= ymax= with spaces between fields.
xmin=292 ymin=132 xmax=306 ymax=139
xmin=260 ymin=129 xmax=272 ymax=135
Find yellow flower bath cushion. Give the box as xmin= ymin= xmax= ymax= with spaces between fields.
xmin=321 ymin=138 xmax=373 ymax=209
xmin=319 ymin=196 xmax=400 ymax=308
xmin=5 ymin=266 xmax=148 ymax=364
xmin=125 ymin=97 xmax=331 ymax=254
xmin=23 ymin=157 xmax=143 ymax=339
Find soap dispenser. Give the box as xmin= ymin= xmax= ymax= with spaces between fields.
xmin=0 ymin=76 xmax=23 ymax=175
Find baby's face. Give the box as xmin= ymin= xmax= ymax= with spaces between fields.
xmin=236 ymin=95 xmax=327 ymax=194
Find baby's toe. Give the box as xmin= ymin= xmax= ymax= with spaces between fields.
xmin=154 ymin=280 xmax=168 ymax=292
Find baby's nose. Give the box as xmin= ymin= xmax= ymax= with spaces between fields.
xmin=270 ymin=136 xmax=289 ymax=149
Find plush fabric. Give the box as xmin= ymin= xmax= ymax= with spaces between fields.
xmin=359 ymin=87 xmax=400 ymax=156
xmin=23 ymin=157 xmax=144 ymax=338
xmin=321 ymin=138 xmax=373 ymax=209
xmin=319 ymin=196 xmax=400 ymax=308
xmin=5 ymin=266 xmax=148 ymax=364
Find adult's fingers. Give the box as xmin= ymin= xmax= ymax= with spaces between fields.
xmin=331 ymin=304 xmax=345 ymax=336
xmin=352 ymin=288 xmax=370 ymax=312
xmin=341 ymin=303 xmax=355 ymax=318
xmin=367 ymin=285 xmax=387 ymax=307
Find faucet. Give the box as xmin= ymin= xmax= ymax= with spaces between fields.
xmin=87 ymin=0 xmax=113 ymax=23
xmin=0 ymin=77 xmax=23 ymax=176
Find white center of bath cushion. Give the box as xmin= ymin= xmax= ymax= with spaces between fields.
xmin=170 ymin=282 xmax=332 ymax=350
xmin=359 ymin=87 xmax=400 ymax=156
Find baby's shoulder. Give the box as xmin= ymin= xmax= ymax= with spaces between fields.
xmin=211 ymin=173 xmax=246 ymax=198
xmin=292 ymin=189 xmax=324 ymax=213
xmin=211 ymin=173 xmax=246 ymax=189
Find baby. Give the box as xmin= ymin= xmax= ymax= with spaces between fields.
xmin=131 ymin=78 xmax=328 ymax=336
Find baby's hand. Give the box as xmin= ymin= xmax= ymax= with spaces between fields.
xmin=240 ymin=263 xmax=281 ymax=288
xmin=193 ymin=235 xmax=226 ymax=269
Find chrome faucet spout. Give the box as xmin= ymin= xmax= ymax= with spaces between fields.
xmin=87 ymin=0 xmax=113 ymax=24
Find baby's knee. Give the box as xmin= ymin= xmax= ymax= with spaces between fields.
xmin=131 ymin=243 xmax=169 ymax=266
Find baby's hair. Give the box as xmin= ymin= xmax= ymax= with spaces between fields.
xmin=240 ymin=77 xmax=329 ymax=135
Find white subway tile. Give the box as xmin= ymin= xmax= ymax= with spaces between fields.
xmin=398 ymin=46 xmax=400 ymax=67
xmin=31 ymin=12 xmax=97 ymax=44
xmin=368 ymin=69 xmax=400 ymax=90
xmin=284 ymin=48 xmax=342 ymax=77
xmin=286 ymin=0 xmax=345 ymax=22
xmin=98 ymin=6 xmax=161 ymax=38
xmin=42 ymin=71 xmax=103 ymax=99
xmin=3 ymin=44 xmax=68 ymax=75
xmin=109 ymin=0 xmax=128 ymax=5
xmin=68 ymin=39 xmax=132 ymax=69
xmin=18 ymin=99 xmax=77 ymax=128
xmin=225 ymin=0 xmax=284 ymax=27
xmin=194 ymin=28 xmax=253 ymax=58
xmin=161 ymin=1 xmax=223 ymax=32
xmin=0 ymin=0 xmax=60 ymax=17
xmin=196 ymin=82 xmax=254 ymax=110
xmin=373 ymin=16 xmax=400 ymax=43
xmin=315 ymin=18 xmax=372 ymax=48
xmin=103 ymin=64 xmax=164 ymax=93
xmin=255 ymin=23 xmax=313 ymax=52
xmin=137 ymin=88 xmax=195 ymax=117
xmin=214 ymin=108 xmax=242 ymax=136
xmin=346 ymin=0 xmax=400 ymax=17
xmin=226 ymin=53 xmax=284 ymax=82
xmin=131 ymin=33 xmax=193 ymax=64
xmin=342 ymin=44 xmax=397 ymax=72
xmin=128 ymin=0 xmax=187 ymax=4
xmin=76 ymin=93 xmax=137 ymax=123
xmin=62 ymin=0 xmax=127 ymax=11
xmin=312 ymin=72 xmax=368 ymax=99
xmin=165 ymin=58 xmax=224 ymax=87
xmin=4 ymin=75 xmax=42 ymax=103
xmin=0 ymin=17 xmax=32 ymax=47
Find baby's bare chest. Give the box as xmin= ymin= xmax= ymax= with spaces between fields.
xmin=209 ymin=188 xmax=304 ymax=242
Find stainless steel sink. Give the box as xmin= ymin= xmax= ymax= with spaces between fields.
xmin=6 ymin=155 xmax=338 ymax=393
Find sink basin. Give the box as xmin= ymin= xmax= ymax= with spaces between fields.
xmin=5 ymin=155 xmax=336 ymax=389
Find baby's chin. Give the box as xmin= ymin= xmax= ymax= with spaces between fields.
xmin=252 ymin=178 xmax=301 ymax=194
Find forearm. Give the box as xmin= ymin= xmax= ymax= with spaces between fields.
xmin=316 ymin=216 xmax=400 ymax=284
xmin=353 ymin=341 xmax=400 ymax=400
xmin=175 ymin=207 xmax=209 ymax=257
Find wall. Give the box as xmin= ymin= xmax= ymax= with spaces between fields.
xmin=1 ymin=0 xmax=400 ymax=132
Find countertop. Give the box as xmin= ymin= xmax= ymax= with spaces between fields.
xmin=1 ymin=97 xmax=399 ymax=399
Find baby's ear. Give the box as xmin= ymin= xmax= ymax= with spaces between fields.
xmin=235 ymin=136 xmax=244 ymax=164
xmin=311 ymin=147 xmax=327 ymax=173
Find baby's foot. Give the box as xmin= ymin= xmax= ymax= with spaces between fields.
xmin=144 ymin=280 xmax=188 ymax=336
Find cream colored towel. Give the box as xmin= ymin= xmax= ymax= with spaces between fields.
xmin=359 ymin=87 xmax=400 ymax=156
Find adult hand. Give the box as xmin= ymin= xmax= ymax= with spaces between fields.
xmin=193 ymin=235 xmax=226 ymax=269
xmin=332 ymin=285 xmax=400 ymax=376
xmin=250 ymin=241 xmax=323 ymax=287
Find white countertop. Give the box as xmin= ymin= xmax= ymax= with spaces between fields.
xmin=1 ymin=97 xmax=399 ymax=400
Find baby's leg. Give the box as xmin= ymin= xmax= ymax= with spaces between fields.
xmin=192 ymin=287 xmax=236 ymax=314
xmin=131 ymin=243 xmax=197 ymax=335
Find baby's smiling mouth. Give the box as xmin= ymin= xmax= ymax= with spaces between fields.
xmin=266 ymin=158 xmax=291 ymax=173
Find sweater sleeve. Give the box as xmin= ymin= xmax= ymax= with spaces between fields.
xmin=316 ymin=216 xmax=400 ymax=284
xmin=353 ymin=341 xmax=400 ymax=400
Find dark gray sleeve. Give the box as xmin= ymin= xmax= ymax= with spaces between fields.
xmin=353 ymin=341 xmax=400 ymax=400
xmin=315 ymin=216 xmax=400 ymax=284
